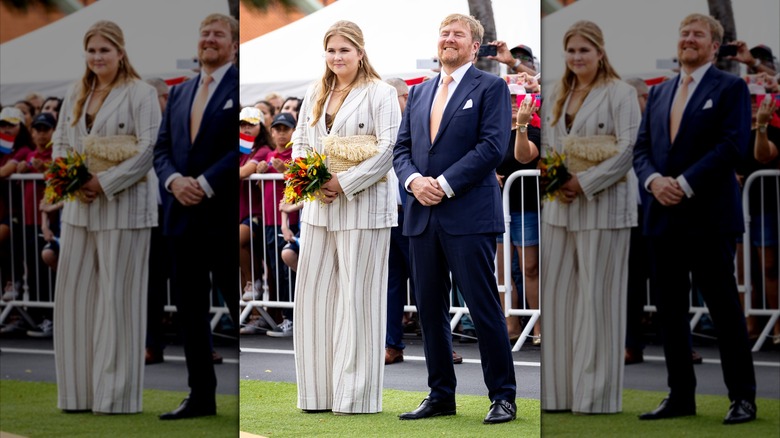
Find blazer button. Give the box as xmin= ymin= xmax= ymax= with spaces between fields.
xmin=598 ymin=123 xmax=604 ymax=128
xmin=359 ymin=123 xmax=364 ymax=128
xmin=119 ymin=123 xmax=125 ymax=129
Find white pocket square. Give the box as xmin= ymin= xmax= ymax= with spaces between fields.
xmin=223 ymin=99 xmax=234 ymax=110
xmin=702 ymin=99 xmax=713 ymax=110
xmin=462 ymin=99 xmax=473 ymax=110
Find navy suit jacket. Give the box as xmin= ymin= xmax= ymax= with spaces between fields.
xmin=393 ymin=65 xmax=509 ymax=236
xmin=154 ymin=66 xmax=239 ymax=237
xmin=633 ymin=66 xmax=750 ymax=236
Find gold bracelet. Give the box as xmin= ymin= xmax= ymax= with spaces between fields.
xmin=515 ymin=122 xmax=529 ymax=128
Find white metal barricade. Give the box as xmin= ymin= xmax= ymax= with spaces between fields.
xmin=742 ymin=169 xmax=780 ymax=351
xmin=0 ymin=173 xmax=231 ymax=332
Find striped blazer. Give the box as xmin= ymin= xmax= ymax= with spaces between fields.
xmin=53 ymin=79 xmax=161 ymax=231
xmin=291 ymin=80 xmax=400 ymax=231
xmin=540 ymin=79 xmax=640 ymax=231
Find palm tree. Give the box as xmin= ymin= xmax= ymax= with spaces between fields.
xmin=707 ymin=0 xmax=738 ymax=74
xmin=468 ymin=0 xmax=498 ymax=75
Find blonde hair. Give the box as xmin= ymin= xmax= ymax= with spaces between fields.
xmin=440 ymin=13 xmax=484 ymax=46
xmin=311 ymin=21 xmax=381 ymax=126
xmin=201 ymin=13 xmax=238 ymax=43
xmin=680 ymin=13 xmax=723 ymax=44
xmin=551 ymin=20 xmax=620 ymax=126
xmin=71 ymin=20 xmax=141 ymax=127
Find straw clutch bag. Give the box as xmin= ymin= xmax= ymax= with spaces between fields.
xmin=83 ymin=134 xmax=146 ymax=180
xmin=322 ymin=134 xmax=386 ymax=181
xmin=562 ymin=134 xmax=625 ymax=181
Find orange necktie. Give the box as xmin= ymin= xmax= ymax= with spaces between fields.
xmin=669 ymin=75 xmax=692 ymax=142
xmin=190 ymin=74 xmax=213 ymax=143
xmin=430 ymin=75 xmax=453 ymax=142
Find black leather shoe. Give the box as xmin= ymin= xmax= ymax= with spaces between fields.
xmin=723 ymin=399 xmax=756 ymax=424
xmin=484 ymin=399 xmax=517 ymax=424
xmin=399 ymin=397 xmax=456 ymax=420
xmin=639 ymin=397 xmax=695 ymax=420
xmin=159 ymin=397 xmax=216 ymax=420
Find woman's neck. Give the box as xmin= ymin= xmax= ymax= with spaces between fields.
xmin=573 ymin=73 xmax=597 ymax=91
xmin=95 ymin=74 xmax=117 ymax=91
xmin=333 ymin=73 xmax=358 ymax=92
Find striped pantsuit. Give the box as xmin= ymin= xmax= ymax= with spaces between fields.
xmin=53 ymin=223 xmax=151 ymax=413
xmin=540 ymin=223 xmax=630 ymax=413
xmin=293 ymin=224 xmax=390 ymax=413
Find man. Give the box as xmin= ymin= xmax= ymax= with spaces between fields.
xmin=384 ymin=77 xmax=411 ymax=365
xmin=633 ymin=13 xmax=757 ymax=425
xmin=393 ymin=13 xmax=517 ymax=424
xmin=154 ymin=13 xmax=239 ymax=420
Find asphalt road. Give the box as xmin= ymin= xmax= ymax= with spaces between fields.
xmin=1 ymin=329 xmax=778 ymax=402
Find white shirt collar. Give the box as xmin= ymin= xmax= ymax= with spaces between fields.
xmin=201 ymin=62 xmax=232 ymax=87
xmin=439 ymin=61 xmax=472 ymax=85
xmin=680 ymin=62 xmax=711 ymax=86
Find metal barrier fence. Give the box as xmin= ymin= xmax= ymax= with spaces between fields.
xmin=3 ymin=170 xmax=778 ymax=352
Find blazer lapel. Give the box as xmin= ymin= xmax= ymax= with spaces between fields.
xmin=329 ymin=84 xmax=368 ymax=134
xmin=678 ymin=70 xmax=718 ymax=139
xmin=417 ymin=78 xmax=437 ymax=146
xmin=196 ymin=68 xmax=237 ymax=143
xmin=89 ymin=83 xmax=129 ymax=134
xmin=433 ymin=67 xmax=479 ymax=146
xmin=569 ymin=85 xmax=608 ymax=134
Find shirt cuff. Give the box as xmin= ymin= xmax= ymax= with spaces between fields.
xmin=644 ymin=172 xmax=662 ymax=192
xmin=197 ymin=175 xmax=215 ymax=198
xmin=676 ymin=175 xmax=694 ymax=198
xmin=404 ymin=173 xmax=423 ymax=192
xmin=437 ymin=175 xmax=454 ymax=198
xmin=164 ymin=172 xmax=183 ymax=192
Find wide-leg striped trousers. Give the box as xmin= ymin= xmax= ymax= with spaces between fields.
xmin=53 ymin=223 xmax=151 ymax=413
xmin=540 ymin=223 xmax=630 ymax=413
xmin=293 ymin=224 xmax=390 ymax=413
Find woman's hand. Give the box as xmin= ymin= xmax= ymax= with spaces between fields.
xmin=255 ymin=160 xmax=269 ymax=174
xmin=757 ymin=95 xmax=777 ymax=126
xmin=516 ymin=94 xmax=538 ymax=126
xmin=558 ymin=174 xmax=582 ymax=204
xmin=79 ymin=173 xmax=104 ymax=204
xmin=321 ymin=174 xmax=343 ymax=204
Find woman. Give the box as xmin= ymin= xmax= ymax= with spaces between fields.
xmin=238 ymin=106 xmax=272 ymax=301
xmin=52 ymin=20 xmax=161 ymax=414
xmin=539 ymin=20 xmax=640 ymax=414
xmin=291 ymin=20 xmax=400 ymax=414
xmin=41 ymin=96 xmax=64 ymax=121
xmin=281 ymin=96 xmax=302 ymax=121
xmin=747 ymin=95 xmax=779 ymax=344
xmin=0 ymin=107 xmax=33 ymax=300
xmin=496 ymin=88 xmax=541 ymax=343
xmin=14 ymin=100 xmax=36 ymax=127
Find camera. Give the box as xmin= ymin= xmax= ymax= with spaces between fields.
xmin=477 ymin=45 xmax=497 ymax=58
xmin=718 ymin=44 xmax=738 ymax=58
xmin=656 ymin=58 xmax=679 ymax=70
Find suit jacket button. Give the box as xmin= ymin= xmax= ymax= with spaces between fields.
xmin=119 ymin=123 xmax=125 ymax=129
xmin=359 ymin=123 xmax=364 ymax=128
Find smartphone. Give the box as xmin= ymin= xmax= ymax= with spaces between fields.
xmin=656 ymin=58 xmax=679 ymax=70
xmin=516 ymin=94 xmax=541 ymax=109
xmin=416 ymin=58 xmax=440 ymax=70
xmin=756 ymin=93 xmax=780 ymax=106
xmin=477 ymin=45 xmax=497 ymax=57
xmin=176 ymin=57 xmax=200 ymax=70
xmin=718 ymin=44 xmax=738 ymax=58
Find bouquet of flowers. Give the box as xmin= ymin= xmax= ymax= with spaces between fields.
xmin=43 ymin=149 xmax=91 ymax=203
xmin=538 ymin=147 xmax=571 ymax=202
xmin=283 ymin=149 xmax=332 ymax=204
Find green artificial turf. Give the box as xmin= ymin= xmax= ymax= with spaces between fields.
xmin=240 ymin=380 xmax=540 ymax=437
xmin=540 ymin=388 xmax=780 ymax=438
xmin=0 ymin=380 xmax=238 ymax=438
